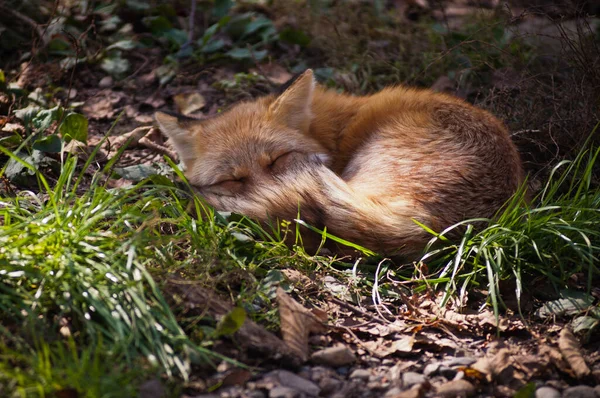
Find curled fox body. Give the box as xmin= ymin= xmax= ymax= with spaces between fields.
xmin=155 ymin=70 xmax=524 ymax=257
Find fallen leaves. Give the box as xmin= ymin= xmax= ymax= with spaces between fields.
xmin=558 ymin=328 xmax=591 ymax=379
xmin=277 ymin=287 xmax=327 ymax=361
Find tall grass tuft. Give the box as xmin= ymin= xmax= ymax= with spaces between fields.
xmin=421 ymin=135 xmax=600 ymax=316
xmin=0 ymin=150 xmax=205 ymax=389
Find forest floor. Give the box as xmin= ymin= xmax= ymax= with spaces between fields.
xmin=1 ymin=1 xmax=600 ymax=397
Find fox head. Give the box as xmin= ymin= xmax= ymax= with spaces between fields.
xmin=155 ymin=69 xmax=330 ymax=197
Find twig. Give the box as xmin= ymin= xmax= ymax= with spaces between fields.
xmin=181 ymin=0 xmax=197 ymax=51
xmin=330 ymin=296 xmax=389 ymax=325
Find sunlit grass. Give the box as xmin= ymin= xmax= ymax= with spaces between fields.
xmin=419 ymin=135 xmax=600 ymax=317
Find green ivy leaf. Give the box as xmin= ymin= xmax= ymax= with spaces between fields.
xmin=215 ymin=307 xmax=246 ymax=337
xmin=33 ymin=134 xmax=62 ymax=153
xmin=242 ymin=17 xmax=274 ymax=38
xmin=225 ymin=47 xmax=267 ymax=61
xmin=32 ymin=106 xmax=62 ymax=132
xmin=14 ymin=104 xmax=42 ymax=125
xmin=59 ymin=113 xmax=88 ymax=143
xmin=201 ymin=39 xmax=226 ymax=53
xmin=101 ymin=54 xmax=130 ymax=77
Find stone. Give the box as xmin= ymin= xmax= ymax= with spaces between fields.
xmin=98 ymin=76 xmax=113 ymax=88
xmin=563 ymin=386 xmax=597 ymax=398
xmin=436 ymin=379 xmax=476 ymax=397
xmin=385 ymin=385 xmax=425 ymax=398
xmin=535 ymin=387 xmax=561 ymax=398
xmin=319 ymin=378 xmax=344 ymax=396
xmin=401 ymin=372 xmax=427 ymax=388
xmin=269 ymin=386 xmax=300 ymax=398
xmin=423 ymin=363 xmax=441 ymax=377
xmin=311 ymin=345 xmax=356 ymax=367
xmin=349 ymin=369 xmax=371 ymax=380
xmin=263 ymin=370 xmax=320 ymax=397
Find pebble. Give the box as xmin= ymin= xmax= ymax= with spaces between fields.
xmin=319 ymin=378 xmax=344 ymax=396
xmin=269 ymin=386 xmax=300 ymax=398
xmin=263 ymin=370 xmax=320 ymax=397
xmin=436 ymin=379 xmax=476 ymax=397
xmin=98 ymin=76 xmax=113 ymax=88
xmin=401 ymin=372 xmax=427 ymax=388
xmin=563 ymin=386 xmax=597 ymax=398
xmin=349 ymin=368 xmax=371 ymax=380
xmin=385 ymin=385 xmax=424 ymax=398
xmin=311 ymin=345 xmax=356 ymax=367
xmin=535 ymin=386 xmax=561 ymax=398
xmin=423 ymin=363 xmax=441 ymax=377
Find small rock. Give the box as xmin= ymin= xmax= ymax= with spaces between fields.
xmin=311 ymin=345 xmax=356 ymax=367
xmin=319 ymin=378 xmax=344 ymax=396
xmin=385 ymin=385 xmax=424 ymax=398
xmin=401 ymin=372 xmax=427 ymax=388
xmin=269 ymin=386 xmax=300 ymax=398
xmin=563 ymin=386 xmax=597 ymax=398
xmin=263 ymin=370 xmax=320 ymax=397
xmin=98 ymin=76 xmax=113 ymax=88
xmin=436 ymin=379 xmax=476 ymax=397
xmin=384 ymin=387 xmax=403 ymax=398
xmin=535 ymin=386 xmax=561 ymax=398
xmin=349 ymin=369 xmax=371 ymax=380
xmin=423 ymin=363 xmax=441 ymax=377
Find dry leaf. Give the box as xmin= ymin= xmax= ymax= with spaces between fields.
xmin=558 ymin=328 xmax=591 ymax=379
xmin=362 ymin=335 xmax=416 ymax=358
xmin=82 ymin=91 xmax=125 ymax=119
xmin=277 ymin=287 xmax=327 ymax=361
xmin=173 ymin=92 xmax=206 ymax=115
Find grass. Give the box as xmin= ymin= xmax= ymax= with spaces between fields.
xmin=418 ymin=131 xmax=600 ymax=317
xmin=0 ymin=140 xmax=330 ymax=395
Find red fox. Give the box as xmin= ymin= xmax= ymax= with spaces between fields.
xmin=155 ymin=69 xmax=524 ymax=257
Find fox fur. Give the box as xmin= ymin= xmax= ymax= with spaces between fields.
xmin=155 ymin=69 xmax=524 ymax=258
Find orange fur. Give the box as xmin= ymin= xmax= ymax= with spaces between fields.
xmin=155 ymin=70 xmax=524 ymax=258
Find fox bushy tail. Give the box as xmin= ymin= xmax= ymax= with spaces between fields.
xmin=204 ymin=164 xmax=432 ymax=257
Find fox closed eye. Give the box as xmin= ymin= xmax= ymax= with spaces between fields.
xmin=204 ymin=177 xmax=247 ymax=196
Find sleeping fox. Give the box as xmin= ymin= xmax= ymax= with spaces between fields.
xmin=155 ymin=69 xmax=524 ymax=258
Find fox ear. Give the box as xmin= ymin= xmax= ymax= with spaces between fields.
xmin=268 ymin=69 xmax=315 ymax=132
xmin=154 ymin=112 xmax=199 ymax=167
